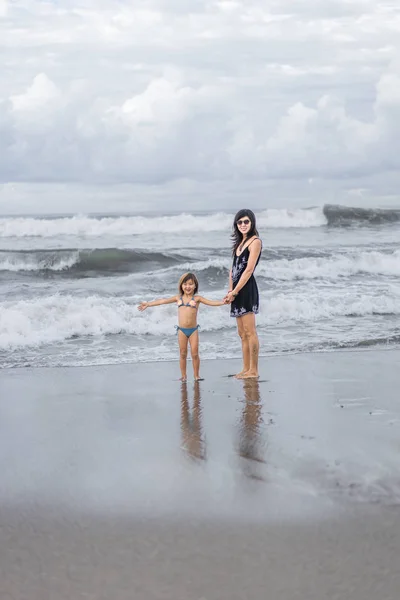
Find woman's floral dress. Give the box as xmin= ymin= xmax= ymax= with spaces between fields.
xmin=230 ymin=238 xmax=262 ymax=318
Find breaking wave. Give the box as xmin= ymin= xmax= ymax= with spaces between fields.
xmin=261 ymin=250 xmax=400 ymax=280
xmin=3 ymin=248 xmax=400 ymax=283
xmin=1 ymin=292 xmax=400 ymax=351
xmin=2 ymin=205 xmax=400 ymax=239
xmin=324 ymin=204 xmax=400 ymax=226
xmin=0 ymin=249 xmax=188 ymax=275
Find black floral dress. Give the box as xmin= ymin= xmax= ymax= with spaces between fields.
xmin=230 ymin=239 xmax=262 ymax=318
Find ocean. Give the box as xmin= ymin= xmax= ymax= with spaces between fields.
xmin=1 ymin=204 xmax=400 ymax=370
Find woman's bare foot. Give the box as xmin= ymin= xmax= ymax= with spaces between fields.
xmin=234 ymin=370 xmax=249 ymax=379
xmin=237 ymin=371 xmax=259 ymax=379
xmin=179 ymin=376 xmax=187 ymax=382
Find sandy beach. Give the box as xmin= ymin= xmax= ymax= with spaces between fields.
xmin=1 ymin=350 xmax=400 ymax=599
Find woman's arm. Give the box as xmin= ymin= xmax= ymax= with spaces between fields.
xmin=227 ymin=239 xmax=262 ymax=302
xmin=138 ymin=295 xmax=177 ymax=311
xmin=223 ymin=269 xmax=233 ymax=303
xmin=196 ymin=296 xmax=225 ymax=307
xmin=229 ymin=269 xmax=233 ymax=292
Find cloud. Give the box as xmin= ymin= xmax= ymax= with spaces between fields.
xmin=0 ymin=0 xmax=399 ymax=212
xmin=10 ymin=73 xmax=61 ymax=117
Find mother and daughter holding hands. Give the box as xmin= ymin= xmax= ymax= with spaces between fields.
xmin=138 ymin=209 xmax=262 ymax=381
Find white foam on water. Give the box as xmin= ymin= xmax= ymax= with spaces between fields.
xmin=153 ymin=249 xmax=400 ymax=282
xmin=0 ymin=208 xmax=326 ymax=238
xmin=1 ymin=290 xmax=399 ymax=351
xmin=0 ymin=294 xmax=229 ymax=350
xmin=0 ymin=251 xmax=80 ymax=272
xmin=259 ymin=250 xmax=400 ymax=281
xmin=140 ymin=256 xmax=230 ymax=278
xmin=258 ymin=293 xmax=400 ymax=325
xmin=257 ymin=207 xmax=326 ymax=228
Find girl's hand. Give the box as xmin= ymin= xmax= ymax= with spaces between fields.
xmin=138 ymin=301 xmax=148 ymax=312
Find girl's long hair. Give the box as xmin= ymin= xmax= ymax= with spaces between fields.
xmin=178 ymin=272 xmax=199 ymax=295
xmin=231 ymin=209 xmax=259 ymax=256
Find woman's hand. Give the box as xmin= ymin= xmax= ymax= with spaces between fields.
xmin=224 ymin=291 xmax=236 ymax=304
xmin=138 ymin=301 xmax=148 ymax=312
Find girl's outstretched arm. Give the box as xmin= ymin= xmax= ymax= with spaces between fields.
xmin=138 ymin=295 xmax=177 ymax=311
xmin=196 ymin=295 xmax=225 ymax=307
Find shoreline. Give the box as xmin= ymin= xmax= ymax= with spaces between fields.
xmin=2 ymin=343 xmax=399 ymax=372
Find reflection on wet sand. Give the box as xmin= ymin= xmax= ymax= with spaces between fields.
xmin=237 ymin=379 xmax=267 ymax=481
xmin=180 ymin=381 xmax=206 ymax=462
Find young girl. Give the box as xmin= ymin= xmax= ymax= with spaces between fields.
xmin=138 ymin=272 xmax=225 ymax=381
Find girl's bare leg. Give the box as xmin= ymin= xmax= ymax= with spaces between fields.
xmin=178 ymin=330 xmax=189 ymax=380
xmin=189 ymin=330 xmax=201 ymax=380
xmin=236 ymin=313 xmax=259 ymax=379
xmin=235 ymin=316 xmax=250 ymax=377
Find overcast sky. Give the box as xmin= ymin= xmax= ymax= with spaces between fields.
xmin=1 ymin=0 xmax=400 ymax=214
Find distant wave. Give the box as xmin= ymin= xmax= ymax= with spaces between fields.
xmin=324 ymin=204 xmax=400 ymax=226
xmin=2 ymin=206 xmax=400 ymax=238
xmin=0 ymin=208 xmax=326 ymax=238
xmin=2 ymin=292 xmax=400 ymax=350
xmin=0 ymin=248 xmax=188 ymax=275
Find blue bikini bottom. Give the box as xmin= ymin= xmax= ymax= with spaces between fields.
xmin=176 ymin=325 xmax=199 ymax=338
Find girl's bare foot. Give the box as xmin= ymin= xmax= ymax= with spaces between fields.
xmin=180 ymin=376 xmax=187 ymax=382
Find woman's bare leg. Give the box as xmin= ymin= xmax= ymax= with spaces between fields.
xmin=235 ymin=316 xmax=250 ymax=377
xmin=189 ymin=330 xmax=201 ymax=380
xmin=236 ymin=313 xmax=259 ymax=379
xmin=178 ymin=330 xmax=189 ymax=380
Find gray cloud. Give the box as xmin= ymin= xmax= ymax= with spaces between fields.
xmin=0 ymin=0 xmax=399 ymax=213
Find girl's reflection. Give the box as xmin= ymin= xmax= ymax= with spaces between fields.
xmin=180 ymin=381 xmax=206 ymax=462
xmin=237 ymin=379 xmax=267 ymax=480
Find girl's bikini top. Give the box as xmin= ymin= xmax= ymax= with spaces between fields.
xmin=177 ymin=296 xmax=197 ymax=308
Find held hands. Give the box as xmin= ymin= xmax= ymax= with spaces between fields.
xmin=138 ymin=301 xmax=149 ymax=312
xmin=223 ymin=290 xmax=236 ymax=304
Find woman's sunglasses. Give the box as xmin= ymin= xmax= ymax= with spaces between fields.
xmin=237 ymin=219 xmax=250 ymax=226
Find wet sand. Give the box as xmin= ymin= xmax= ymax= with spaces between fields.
xmin=1 ymin=350 xmax=400 ymax=599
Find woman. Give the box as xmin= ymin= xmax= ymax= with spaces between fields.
xmin=225 ymin=209 xmax=262 ymax=379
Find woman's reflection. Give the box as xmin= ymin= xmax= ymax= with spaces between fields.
xmin=237 ymin=379 xmax=267 ymax=480
xmin=180 ymin=381 xmax=206 ymax=462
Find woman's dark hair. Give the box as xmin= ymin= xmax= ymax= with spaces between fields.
xmin=178 ymin=272 xmax=199 ymax=295
xmin=231 ymin=209 xmax=259 ymax=256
